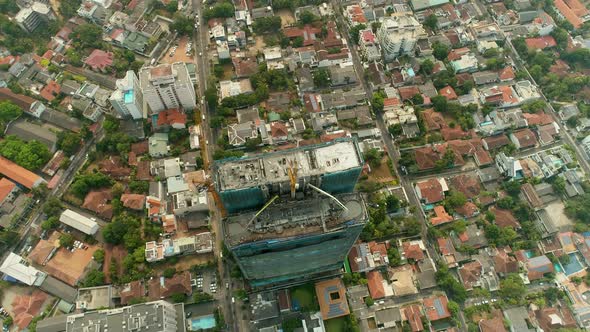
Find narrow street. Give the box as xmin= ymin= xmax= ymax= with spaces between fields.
xmin=189 ymin=2 xmax=239 ymax=330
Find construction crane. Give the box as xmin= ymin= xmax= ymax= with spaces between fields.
xmin=287 ymin=159 xmax=298 ymax=199
xmin=246 ymin=195 xmax=279 ymax=229
xmin=187 ymin=174 xmax=227 ymax=218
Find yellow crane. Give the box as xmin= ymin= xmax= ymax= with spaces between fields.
xmin=287 ymin=159 xmax=298 ymax=199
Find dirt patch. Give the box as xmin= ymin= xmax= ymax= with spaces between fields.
xmin=1 ymin=286 xmax=32 ymax=315
xmin=276 ymin=9 xmax=295 ymax=27
xmin=162 ymin=37 xmax=195 ymax=64
xmin=152 ymin=253 xmax=215 ymax=274
xmin=367 ymin=156 xmax=396 ymax=184
xmin=545 ymin=200 xmax=574 ymax=230
xmin=249 ymin=36 xmax=267 ymax=56
xmin=103 ymin=244 xmax=127 ymax=283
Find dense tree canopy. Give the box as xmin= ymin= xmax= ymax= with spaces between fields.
xmin=70 ymin=172 xmax=114 ymax=199
xmin=252 ymin=16 xmax=282 ymax=34
xmin=0 ymin=135 xmax=51 ymax=170
xmin=72 ymin=24 xmax=104 ymax=50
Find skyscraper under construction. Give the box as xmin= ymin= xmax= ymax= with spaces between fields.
xmin=213 ymin=138 xmax=368 ymax=289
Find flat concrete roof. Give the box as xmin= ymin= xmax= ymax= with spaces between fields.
xmin=224 ymin=192 xmax=366 ymax=246
xmin=214 ymin=139 xmax=362 ymax=191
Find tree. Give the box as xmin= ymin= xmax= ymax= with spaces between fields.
xmin=93 ymin=249 xmax=105 ymax=264
xmin=41 ymin=216 xmax=60 ymax=231
xmin=313 ymin=68 xmax=330 ymax=88
xmin=0 ymin=135 xmax=51 ymax=170
xmin=299 ymin=10 xmax=318 ymax=24
xmin=129 ymin=180 xmax=149 ymax=194
xmin=436 ymin=265 xmax=467 ymax=303
xmin=57 ymin=131 xmax=81 ymax=156
xmin=349 ymin=24 xmax=367 ymax=44
xmin=165 ymin=0 xmax=177 ymax=12
xmin=81 ymin=269 xmax=105 ymax=287
xmin=502 ymin=180 xmax=522 ymax=197
xmin=424 ymin=14 xmax=438 ymax=31
xmin=59 ymin=234 xmax=74 ymax=248
xmin=387 ymin=247 xmax=402 ymax=266
xmin=0 ymin=101 xmax=22 ymax=124
xmin=72 ymin=24 xmax=104 ymax=49
xmin=252 ymin=16 xmax=282 ymax=34
xmin=170 ymin=293 xmax=186 ymax=303
xmin=388 ymin=124 xmax=403 ymax=137
xmin=372 ymin=91 xmax=385 ymax=113
xmin=420 ymin=59 xmax=434 ymax=75
xmin=431 ymin=95 xmax=448 ymax=113
xmin=444 ymin=190 xmax=467 ymax=212
xmin=551 ymin=27 xmax=569 ymax=50
xmin=193 ymin=291 xmax=214 ymax=303
xmin=43 ymin=197 xmax=63 ymax=217
xmin=432 ymin=42 xmax=450 ymax=61
xmin=447 ymin=300 xmax=459 ymax=317
xmin=364 ymin=148 xmax=382 ymax=168
xmin=170 ymin=14 xmax=193 ymax=35
xmin=365 ymin=296 xmax=374 ymax=307
xmin=163 ymin=267 xmax=176 ymax=278
xmin=499 ymin=273 xmax=525 ymax=304
xmin=203 ymin=2 xmax=234 ymax=19
xmin=70 ymin=172 xmax=113 ymax=199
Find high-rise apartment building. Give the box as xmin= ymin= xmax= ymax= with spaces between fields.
xmin=377 ymin=14 xmax=425 ymax=61
xmin=109 ymin=70 xmax=144 ymax=119
xmin=15 ymin=2 xmax=55 ymax=32
xmin=139 ymin=63 xmax=196 ymax=113
xmin=36 ymin=300 xmax=185 ymax=332
xmin=214 ymin=138 xmax=367 ymax=290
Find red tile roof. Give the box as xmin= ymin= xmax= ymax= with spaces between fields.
xmin=131 ymin=140 xmax=149 ymax=155
xmin=491 ymin=206 xmax=521 ymax=229
xmin=439 ymin=86 xmax=458 ymax=100
xmin=431 ymin=205 xmax=454 ymax=226
xmin=459 ymin=260 xmax=482 ymax=290
xmin=424 ymin=294 xmax=451 ymax=321
xmin=85 ymin=49 xmax=114 ymax=71
xmin=555 ymin=0 xmax=589 ymax=28
xmin=499 ymin=66 xmax=515 ymax=81
xmin=0 ymin=88 xmax=35 ymax=111
xmin=99 ymin=156 xmax=131 ymax=178
xmin=441 ymin=127 xmax=470 ymax=141
xmin=121 ymin=194 xmax=146 ymax=210
xmin=271 ymin=121 xmax=289 ymax=138
xmin=416 ymin=178 xmax=444 ymax=204
xmin=494 ymin=246 xmax=519 ymax=275
xmin=483 ymin=135 xmax=510 ymax=150
xmin=525 ymin=36 xmax=557 ymax=50
xmin=12 ymin=290 xmax=47 ymax=330
xmin=450 ymin=174 xmax=481 ymax=199
xmin=398 ymin=86 xmax=421 ymax=101
xmin=82 ymin=189 xmax=113 ymax=220
xmin=404 ymin=305 xmax=424 ymax=332
xmin=156 ymin=109 xmax=187 ymax=127
xmin=512 ymin=128 xmax=538 ymax=148
xmin=479 ymin=316 xmax=507 ymax=332
xmin=422 ymin=108 xmax=447 ymax=131
xmin=367 ymin=270 xmax=386 ymax=299
xmin=148 ymin=271 xmax=192 ymax=300
xmin=119 ymin=280 xmax=145 ymax=305
xmin=39 ymin=80 xmax=61 ymax=102
xmin=523 ymin=112 xmax=553 ymax=126
xmin=403 ymin=241 xmax=424 ymax=261
xmin=455 ymin=202 xmax=478 ymax=217
xmin=0 ymin=178 xmax=16 ymax=203
xmin=0 ymin=156 xmax=43 ymax=189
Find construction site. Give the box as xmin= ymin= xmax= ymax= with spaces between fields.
xmin=213 ymin=138 xmax=368 ymax=290
xmin=213 ymin=139 xmax=364 ymax=213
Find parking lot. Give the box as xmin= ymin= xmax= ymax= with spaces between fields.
xmin=194 ymin=268 xmax=218 ymax=296
xmin=162 ymin=36 xmax=195 ymax=64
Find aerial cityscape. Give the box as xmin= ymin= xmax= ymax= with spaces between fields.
xmin=0 ymin=0 xmax=589 ymax=330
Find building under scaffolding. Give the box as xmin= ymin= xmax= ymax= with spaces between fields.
xmin=223 ymin=193 xmax=367 ymax=289
xmin=213 ymin=138 xmax=364 ymax=213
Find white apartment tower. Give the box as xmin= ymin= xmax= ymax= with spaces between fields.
xmin=109 ymin=70 xmax=144 ymax=119
xmin=377 ymin=14 xmax=425 ymax=62
xmin=139 ymin=62 xmax=196 ymax=113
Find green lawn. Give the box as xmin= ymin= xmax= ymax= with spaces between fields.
xmin=290 ymin=283 xmax=319 ymax=311
xmin=324 ymin=316 xmax=347 ymax=332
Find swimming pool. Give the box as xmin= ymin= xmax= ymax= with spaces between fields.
xmin=189 ymin=315 xmax=216 ymax=331
xmin=562 ymin=253 xmax=585 ymax=276
xmin=524 ymin=250 xmax=535 ymax=259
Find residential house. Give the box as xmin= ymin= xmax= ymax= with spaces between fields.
xmin=509 ymin=128 xmax=537 ymax=149
xmin=415 ymin=178 xmax=447 ymax=204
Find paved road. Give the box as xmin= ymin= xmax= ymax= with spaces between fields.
xmin=189 ymin=3 xmax=239 ymax=331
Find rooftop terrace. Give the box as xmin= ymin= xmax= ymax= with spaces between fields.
xmin=224 ymin=192 xmax=366 ymax=246
xmin=214 ymin=139 xmax=362 ymax=191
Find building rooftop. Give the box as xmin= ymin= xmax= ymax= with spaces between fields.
xmin=214 ymin=139 xmax=362 ymax=191
xmin=315 ymin=278 xmax=349 ymax=320
xmin=0 ymin=156 xmax=44 ymax=189
xmin=224 ymin=192 xmax=366 ymax=246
